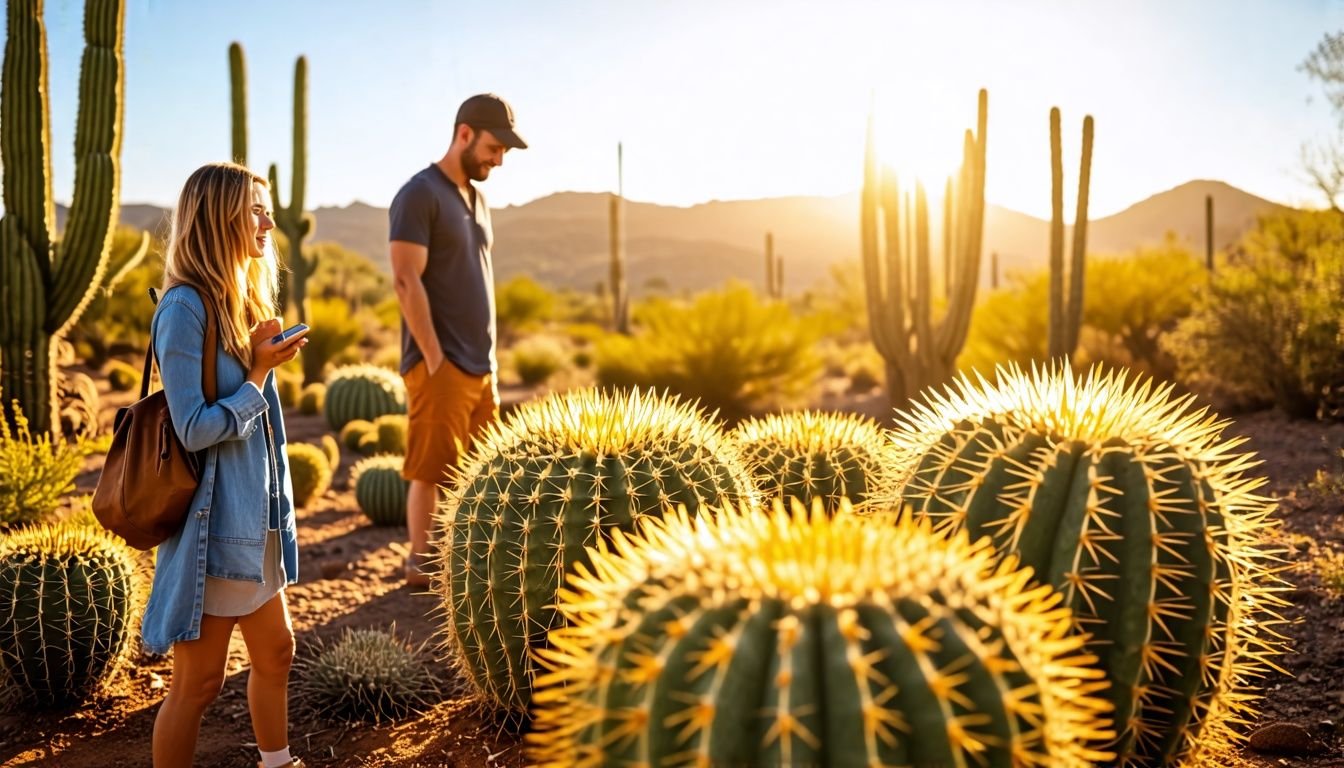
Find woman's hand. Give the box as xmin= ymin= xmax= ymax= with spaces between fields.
xmin=247 ymin=318 xmax=308 ymax=389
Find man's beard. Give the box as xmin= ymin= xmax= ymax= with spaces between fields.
xmin=460 ymin=135 xmax=490 ymax=181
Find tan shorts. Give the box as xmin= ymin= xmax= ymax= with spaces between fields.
xmin=401 ymin=358 xmax=498 ymax=485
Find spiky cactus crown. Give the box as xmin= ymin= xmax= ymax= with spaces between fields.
xmin=436 ymin=387 xmax=756 ymax=714
xmin=0 ymin=523 xmax=145 ymax=708
xmin=293 ymin=625 xmax=438 ymax=724
xmin=528 ymin=500 xmax=1115 ymax=767
xmin=882 ymin=363 xmax=1287 ymax=766
xmin=730 ymin=410 xmax=895 ymax=511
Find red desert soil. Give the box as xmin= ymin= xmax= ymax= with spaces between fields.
xmin=1 ymin=391 xmax=1342 ymax=767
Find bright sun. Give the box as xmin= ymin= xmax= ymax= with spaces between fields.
xmin=871 ymin=86 xmax=978 ymax=201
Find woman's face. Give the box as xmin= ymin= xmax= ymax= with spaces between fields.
xmin=247 ymin=181 xmax=275 ymax=259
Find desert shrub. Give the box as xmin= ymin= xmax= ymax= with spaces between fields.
xmin=496 ymin=275 xmax=554 ymax=339
xmin=68 ymin=227 xmax=165 ymax=368
xmin=371 ymin=346 xmax=401 ymax=372
xmin=1164 ymin=209 xmax=1344 ymax=417
xmin=1317 ymin=550 xmax=1344 ymax=595
xmin=306 ymin=241 xmax=392 ymax=308
xmin=371 ymin=297 xmax=402 ymax=334
xmin=594 ymin=283 xmax=821 ymax=421
xmin=843 ymin=344 xmax=884 ymax=393
xmin=0 ymin=403 xmax=94 ymax=529
xmin=510 ymin=335 xmax=568 ymax=386
xmin=960 ymin=243 xmax=1201 ymax=380
xmin=302 ymin=297 xmax=364 ymax=384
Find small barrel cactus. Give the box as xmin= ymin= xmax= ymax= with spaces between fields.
xmin=275 ymin=368 xmax=303 ymax=408
xmin=882 ymin=364 xmax=1286 ymax=765
xmin=340 ymin=418 xmax=375 ymax=450
xmin=529 ymin=501 xmax=1115 ymax=767
xmin=324 ymin=364 xmax=407 ymax=430
xmin=729 ymin=409 xmax=895 ymax=512
xmin=286 ymin=442 xmax=332 ymax=508
xmin=298 ymin=382 xmax=326 ymax=415
xmin=320 ymin=434 xmax=340 ymax=473
xmin=0 ymin=523 xmax=144 ymax=708
xmin=439 ymin=387 xmax=756 ymax=714
xmin=293 ymin=625 xmax=438 ymax=724
xmin=373 ymin=413 xmax=408 ymax=454
xmin=353 ymin=455 xmax=408 ymax=527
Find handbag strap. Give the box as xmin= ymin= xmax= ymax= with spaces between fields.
xmin=142 ymin=286 xmax=219 ymax=404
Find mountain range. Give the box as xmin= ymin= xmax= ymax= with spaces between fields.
xmin=73 ymin=179 xmax=1291 ymax=295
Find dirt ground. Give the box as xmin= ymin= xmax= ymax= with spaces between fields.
xmin=1 ymin=387 xmax=1342 ymax=767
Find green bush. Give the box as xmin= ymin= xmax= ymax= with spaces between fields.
xmin=105 ymin=360 xmax=140 ymax=393
xmin=306 ymin=241 xmax=392 ymax=308
xmin=303 ymin=297 xmax=365 ymax=384
xmin=594 ymin=283 xmax=821 ymax=421
xmin=510 ymin=335 xmax=568 ymax=386
xmin=68 ymin=227 xmax=165 ymax=369
xmin=496 ymin=275 xmax=554 ymax=339
xmin=959 ymin=241 xmax=1202 ymax=380
xmin=1 ymin=402 xmax=94 ymax=529
xmin=1164 ymin=210 xmax=1344 ymax=416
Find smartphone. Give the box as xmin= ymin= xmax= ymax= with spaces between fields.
xmin=272 ymin=323 xmax=309 ymax=344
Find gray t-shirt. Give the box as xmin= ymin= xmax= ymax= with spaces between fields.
xmin=388 ymin=163 xmax=496 ymax=376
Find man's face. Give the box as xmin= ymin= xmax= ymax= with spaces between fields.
xmin=460 ymin=127 xmax=509 ymax=182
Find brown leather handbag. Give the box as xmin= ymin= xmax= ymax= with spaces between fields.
xmin=93 ymin=289 xmax=218 ymax=550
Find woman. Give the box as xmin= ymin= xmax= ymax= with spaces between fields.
xmin=142 ymin=162 xmax=309 ymax=768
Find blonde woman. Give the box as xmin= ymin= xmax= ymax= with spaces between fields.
xmin=142 ymin=162 xmax=309 ymax=768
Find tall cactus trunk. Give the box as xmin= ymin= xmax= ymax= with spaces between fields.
xmin=609 ymin=142 xmax=628 ymax=334
xmin=1047 ymin=108 xmax=1093 ymax=360
xmin=1 ymin=0 xmax=126 ymax=436
xmin=270 ymin=56 xmax=314 ymax=327
xmin=862 ymin=89 xmax=988 ymax=412
xmin=228 ymin=42 xmax=247 ymax=166
xmin=990 ymin=250 xmax=999 ymax=290
xmin=1205 ymin=193 xmax=1215 ymax=271
xmin=764 ymin=231 xmax=775 ymax=298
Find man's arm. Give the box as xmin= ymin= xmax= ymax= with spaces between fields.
xmin=390 ymin=240 xmax=445 ymax=374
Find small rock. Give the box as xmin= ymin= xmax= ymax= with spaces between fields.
xmin=1248 ymin=722 xmax=1327 ymax=756
xmin=148 ymin=671 xmax=165 ymax=690
xmin=320 ymin=559 xmax=351 ymax=579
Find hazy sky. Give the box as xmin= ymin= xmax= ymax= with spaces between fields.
xmin=21 ymin=0 xmax=1344 ymax=219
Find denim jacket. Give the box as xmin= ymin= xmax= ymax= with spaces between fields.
xmin=139 ymin=285 xmax=299 ymax=654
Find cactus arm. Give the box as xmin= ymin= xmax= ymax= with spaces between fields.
xmin=942 ymin=176 xmax=954 ymax=300
xmin=1 ymin=0 xmax=54 ymax=259
xmin=290 ymin=56 xmax=307 ymax=215
xmin=229 ymin=41 xmax=246 ymax=165
xmin=913 ymin=182 xmax=934 ymax=370
xmin=934 ymin=89 xmax=988 ymax=357
xmin=50 ymin=0 xmax=125 ymax=333
xmin=1064 ymin=115 xmax=1094 ymax=354
xmin=1047 ymin=108 xmax=1064 ymax=359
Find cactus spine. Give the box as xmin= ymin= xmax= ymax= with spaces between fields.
xmin=0 ymin=523 xmax=143 ymax=707
xmin=438 ymin=388 xmax=756 ymax=714
xmin=269 ymin=56 xmax=316 ymax=324
xmin=529 ymin=501 xmax=1115 ymax=767
xmin=862 ymin=89 xmax=988 ymax=410
xmin=0 ymin=0 xmax=128 ymax=435
xmin=1047 ymin=109 xmax=1094 ymax=360
xmin=764 ymin=231 xmax=783 ymax=298
xmin=608 ymin=142 xmax=628 ymax=333
xmin=884 ymin=363 xmax=1286 ymax=765
xmin=228 ymin=41 xmax=247 ymax=165
xmin=729 ymin=410 xmax=894 ymax=512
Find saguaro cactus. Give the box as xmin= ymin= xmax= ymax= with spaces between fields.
xmin=228 ymin=41 xmax=247 ymax=165
xmin=1205 ymin=193 xmax=1215 ymax=271
xmin=608 ymin=142 xmax=628 ymax=333
xmin=0 ymin=0 xmax=128 ymax=436
xmin=269 ymin=56 xmax=316 ymax=322
xmin=862 ymin=89 xmax=988 ymax=410
xmin=764 ymin=231 xmax=783 ymax=298
xmin=1047 ymin=108 xmax=1094 ymax=360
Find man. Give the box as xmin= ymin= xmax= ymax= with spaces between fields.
xmin=389 ymin=93 xmax=527 ymax=587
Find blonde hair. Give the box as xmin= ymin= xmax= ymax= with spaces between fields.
xmin=163 ymin=162 xmax=279 ymax=367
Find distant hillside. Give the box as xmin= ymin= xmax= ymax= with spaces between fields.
xmin=63 ymin=179 xmax=1292 ymax=295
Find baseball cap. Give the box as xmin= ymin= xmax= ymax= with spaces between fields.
xmin=456 ymin=93 xmax=528 ymax=149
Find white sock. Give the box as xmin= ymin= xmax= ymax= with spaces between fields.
xmin=260 ymin=746 xmax=292 ymax=767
